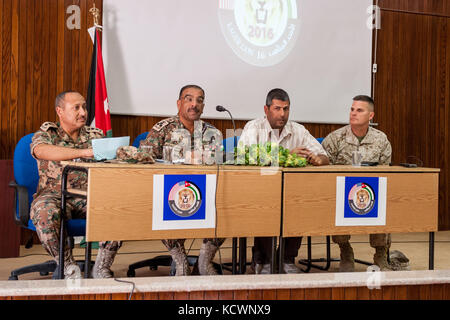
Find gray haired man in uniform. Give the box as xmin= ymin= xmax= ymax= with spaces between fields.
xmin=31 ymin=91 xmax=121 ymax=279
xmin=322 ymin=95 xmax=398 ymax=272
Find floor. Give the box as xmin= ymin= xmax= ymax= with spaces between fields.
xmin=1 ymin=231 xmax=450 ymax=281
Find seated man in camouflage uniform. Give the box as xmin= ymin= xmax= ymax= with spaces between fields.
xmin=140 ymin=84 xmax=225 ymax=276
xmin=322 ymin=95 xmax=398 ymax=272
xmin=30 ymin=91 xmax=121 ymax=279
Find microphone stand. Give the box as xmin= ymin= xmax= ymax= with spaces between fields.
xmin=225 ymin=109 xmax=237 ymax=148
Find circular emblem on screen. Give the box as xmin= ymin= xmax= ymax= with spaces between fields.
xmin=348 ymin=183 xmax=375 ymax=215
xmin=218 ymin=0 xmax=301 ymax=67
xmin=168 ymin=181 xmax=202 ymax=217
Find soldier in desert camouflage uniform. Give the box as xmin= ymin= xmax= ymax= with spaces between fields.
xmin=140 ymin=85 xmax=225 ymax=276
xmin=30 ymin=91 xmax=121 ymax=279
xmin=322 ymin=95 xmax=398 ymax=272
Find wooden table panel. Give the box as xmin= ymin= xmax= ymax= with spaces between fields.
xmin=85 ymin=166 xmax=281 ymax=241
xmin=283 ymin=171 xmax=439 ymax=237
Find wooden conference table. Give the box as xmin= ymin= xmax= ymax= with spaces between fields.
xmin=61 ymin=162 xmax=439 ymax=273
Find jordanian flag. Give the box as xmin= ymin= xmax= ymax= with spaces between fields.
xmin=87 ymin=28 xmax=112 ymax=137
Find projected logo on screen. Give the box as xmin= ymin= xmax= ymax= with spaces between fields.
xmin=219 ymin=0 xmax=300 ymax=67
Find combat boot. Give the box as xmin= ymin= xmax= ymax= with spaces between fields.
xmin=54 ymin=248 xmax=82 ymax=279
xmin=373 ymin=246 xmax=393 ymax=271
xmin=389 ymin=250 xmax=410 ymax=271
xmin=198 ymin=242 xmax=219 ymax=275
xmin=338 ymin=242 xmax=355 ymax=272
xmin=63 ymin=253 xmax=82 ymax=279
xmin=169 ymin=247 xmax=191 ymax=276
xmin=92 ymin=247 xmax=118 ymax=278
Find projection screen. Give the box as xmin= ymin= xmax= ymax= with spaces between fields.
xmin=103 ymin=0 xmax=373 ymax=124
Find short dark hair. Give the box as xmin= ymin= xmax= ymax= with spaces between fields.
xmin=266 ymin=88 xmax=290 ymax=107
xmin=55 ymin=91 xmax=78 ymax=109
xmin=178 ymin=85 xmax=205 ymax=99
xmin=353 ymin=95 xmax=374 ymax=111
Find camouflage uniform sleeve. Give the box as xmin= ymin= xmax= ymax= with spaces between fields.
xmin=139 ymin=121 xmax=169 ymax=160
xmin=378 ymin=137 xmax=392 ymax=165
xmin=321 ymin=133 xmax=339 ymax=164
xmin=30 ymin=122 xmax=57 ymax=159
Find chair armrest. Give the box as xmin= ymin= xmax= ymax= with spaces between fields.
xmin=8 ymin=181 xmax=31 ymax=228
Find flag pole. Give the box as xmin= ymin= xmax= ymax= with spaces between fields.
xmin=87 ymin=3 xmax=113 ymax=137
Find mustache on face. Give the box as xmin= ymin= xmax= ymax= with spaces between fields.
xmin=188 ymin=107 xmax=200 ymax=113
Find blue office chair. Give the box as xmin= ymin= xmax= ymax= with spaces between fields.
xmin=132 ymin=132 xmax=149 ymax=148
xmin=9 ymin=134 xmax=92 ymax=280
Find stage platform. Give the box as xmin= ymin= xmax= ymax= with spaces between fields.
xmin=0 ymin=270 xmax=450 ymax=300
xmin=1 ymin=234 xmax=450 ymax=300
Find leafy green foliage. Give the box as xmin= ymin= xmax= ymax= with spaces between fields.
xmin=232 ymin=142 xmax=307 ymax=167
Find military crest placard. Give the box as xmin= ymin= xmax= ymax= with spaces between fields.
xmin=335 ymin=177 xmax=387 ymax=226
xmin=152 ymin=174 xmax=217 ymax=230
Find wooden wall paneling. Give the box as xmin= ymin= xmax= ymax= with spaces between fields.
xmin=48 ymin=0 xmax=58 ymax=127
xmin=17 ymin=0 xmax=26 ymax=140
xmin=43 ymin=0 xmax=50 ymax=128
xmin=290 ymin=288 xmax=305 ymax=300
xmin=32 ymin=0 xmax=42 ymax=134
xmin=2 ymin=283 xmax=450 ymax=300
xmin=10 ymin=0 xmax=18 ymax=154
xmin=173 ymin=292 xmax=189 ymax=300
xmin=0 ymin=0 xmax=3 ymax=157
xmin=24 ymin=0 xmax=35 ymax=136
xmin=375 ymin=7 xmax=450 ymax=229
xmin=204 ymin=291 xmax=219 ymax=300
xmin=445 ymin=15 xmax=450 ymax=231
xmin=56 ymin=0 xmax=65 ymax=96
xmin=63 ymin=0 xmax=72 ymax=93
xmin=1 ymin=0 xmax=12 ymax=159
xmin=378 ymin=0 xmax=450 ymax=17
xmin=248 ymin=290 xmax=262 ymax=300
xmin=381 ymin=286 xmax=396 ymax=300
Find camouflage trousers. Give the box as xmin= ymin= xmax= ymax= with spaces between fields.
xmin=162 ymin=238 xmax=226 ymax=251
xmin=332 ymin=234 xmax=391 ymax=248
xmin=30 ymin=193 xmax=121 ymax=263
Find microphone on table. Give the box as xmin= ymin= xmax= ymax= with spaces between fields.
xmin=216 ymin=105 xmax=237 ymax=149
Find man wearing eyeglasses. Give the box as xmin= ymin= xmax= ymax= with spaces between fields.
xmin=140 ymin=84 xmax=225 ymax=276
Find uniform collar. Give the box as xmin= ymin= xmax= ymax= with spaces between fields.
xmin=56 ymin=122 xmax=86 ymax=144
xmin=345 ymin=125 xmax=376 ymax=145
xmin=175 ymin=115 xmax=204 ymax=130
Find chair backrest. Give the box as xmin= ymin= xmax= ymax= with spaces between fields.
xmin=316 ymin=137 xmax=324 ymax=144
xmin=132 ymin=132 xmax=149 ymax=148
xmin=222 ymin=136 xmax=240 ymax=153
xmin=13 ymin=134 xmax=39 ymax=211
xmin=12 ymin=134 xmax=38 ymax=230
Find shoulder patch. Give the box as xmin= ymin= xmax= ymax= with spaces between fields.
xmin=153 ymin=117 xmax=177 ymax=132
xmin=203 ymin=121 xmax=217 ymax=130
xmin=85 ymin=126 xmax=104 ymax=135
xmin=40 ymin=122 xmax=58 ymax=132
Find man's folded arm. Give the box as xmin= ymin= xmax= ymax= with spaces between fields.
xmin=33 ymin=143 xmax=93 ymax=161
